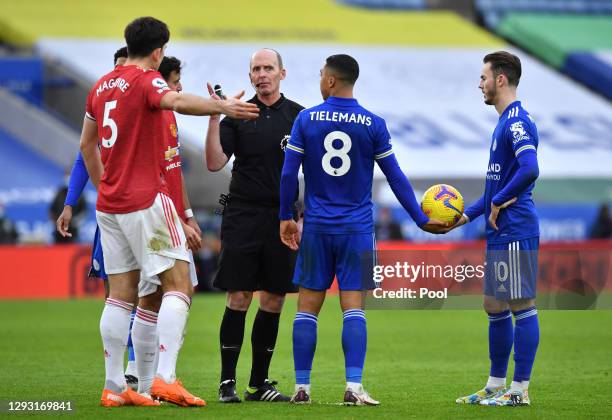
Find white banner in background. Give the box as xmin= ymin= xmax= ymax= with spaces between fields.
xmin=37 ymin=40 xmax=612 ymax=177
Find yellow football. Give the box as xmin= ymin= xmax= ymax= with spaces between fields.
xmin=421 ymin=184 xmax=465 ymax=225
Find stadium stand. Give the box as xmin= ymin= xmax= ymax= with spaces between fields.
xmin=498 ymin=14 xmax=612 ymax=99
xmin=0 ymin=87 xmax=88 ymax=243
xmin=0 ymin=0 xmax=610 ymax=245
xmin=475 ymin=1 xmax=612 ymax=99
xmin=0 ymin=125 xmax=65 ymax=243
xmin=0 ymin=89 xmax=77 ymax=169
xmin=0 ymin=1 xmax=500 ymax=46
xmin=476 ymin=0 xmax=612 ymax=29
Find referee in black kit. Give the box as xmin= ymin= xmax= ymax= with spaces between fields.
xmin=205 ymin=48 xmax=303 ymax=403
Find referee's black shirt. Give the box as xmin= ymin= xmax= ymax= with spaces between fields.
xmin=220 ymin=94 xmax=304 ymax=207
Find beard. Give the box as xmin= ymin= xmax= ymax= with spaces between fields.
xmin=484 ymin=85 xmax=497 ymax=105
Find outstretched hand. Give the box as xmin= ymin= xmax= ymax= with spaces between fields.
xmin=436 ymin=214 xmax=469 ymax=234
xmin=216 ymin=89 xmax=260 ymax=120
xmin=420 ymin=217 xmax=450 ymax=234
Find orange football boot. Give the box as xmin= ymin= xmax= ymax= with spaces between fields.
xmin=150 ymin=377 xmax=206 ymax=407
xmin=100 ymin=387 xmax=161 ymax=407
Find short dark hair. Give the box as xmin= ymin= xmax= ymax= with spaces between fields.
xmin=124 ymin=17 xmax=170 ymax=58
xmin=484 ymin=51 xmax=522 ymax=87
xmin=325 ymin=54 xmax=359 ymax=85
xmin=113 ymin=46 xmax=128 ymax=65
xmin=158 ymin=56 xmax=182 ymax=81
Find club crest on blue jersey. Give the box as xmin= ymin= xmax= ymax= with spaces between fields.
xmin=509 ymin=121 xmax=530 ymax=144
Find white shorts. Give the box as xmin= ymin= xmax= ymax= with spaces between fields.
xmin=138 ymin=250 xmax=199 ymax=297
xmin=96 ymin=193 xmax=190 ymax=280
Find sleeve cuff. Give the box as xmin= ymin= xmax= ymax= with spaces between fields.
xmin=286 ymin=143 xmax=304 ymax=154
xmin=416 ymin=213 xmax=429 ymax=227
xmin=491 ymin=196 xmax=504 ymax=207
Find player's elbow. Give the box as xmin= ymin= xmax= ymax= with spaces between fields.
xmin=79 ymin=139 xmax=92 ymax=155
xmin=526 ymin=165 xmax=539 ymax=182
xmin=206 ymin=155 xmax=227 ymax=172
xmin=207 ymin=162 xmax=223 ymax=172
xmin=171 ymin=97 xmax=183 ymax=113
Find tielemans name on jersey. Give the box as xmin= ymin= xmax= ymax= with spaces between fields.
xmin=96 ymin=77 xmax=130 ymax=95
xmin=309 ymin=110 xmax=372 ymax=126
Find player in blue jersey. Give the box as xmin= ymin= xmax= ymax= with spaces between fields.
xmin=278 ymin=54 xmax=445 ymax=405
xmin=448 ymin=52 xmax=540 ymax=407
xmin=55 ymin=46 xmax=140 ymax=390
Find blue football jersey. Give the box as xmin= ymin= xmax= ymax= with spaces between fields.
xmin=286 ymin=96 xmax=393 ymax=234
xmin=485 ymin=101 xmax=539 ymax=243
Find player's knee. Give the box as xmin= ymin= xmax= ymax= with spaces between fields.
xmin=159 ymin=260 xmax=192 ymax=296
xmin=339 ymin=290 xmax=365 ymax=312
xmin=227 ymin=291 xmax=253 ymax=310
xmin=260 ymin=292 xmax=285 ymax=313
xmin=483 ymin=297 xmax=508 ymax=314
xmin=138 ymin=289 xmax=163 ymax=312
xmin=297 ymin=289 xmax=325 ymax=315
xmin=509 ymin=298 xmax=535 ymax=313
xmin=108 ymin=290 xmax=137 ymax=304
xmin=107 ymin=283 xmax=137 ymax=303
xmin=103 ymin=281 xmax=110 ymax=300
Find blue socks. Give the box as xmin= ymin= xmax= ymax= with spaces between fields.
xmin=342 ymin=309 xmax=367 ymax=384
xmin=293 ymin=309 xmax=368 ymax=386
xmin=488 ymin=307 xmax=539 ymax=385
xmin=127 ymin=309 xmax=136 ymax=363
xmin=293 ymin=312 xmax=318 ymax=385
xmin=513 ymin=307 xmax=539 ymax=382
xmin=488 ymin=310 xmax=513 ymax=379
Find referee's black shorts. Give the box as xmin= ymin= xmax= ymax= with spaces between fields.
xmin=213 ymin=202 xmax=298 ymax=294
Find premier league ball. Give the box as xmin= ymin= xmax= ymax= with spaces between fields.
xmin=421 ymin=184 xmax=464 ymax=225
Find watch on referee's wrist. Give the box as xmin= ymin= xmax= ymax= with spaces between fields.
xmin=184 ymin=208 xmax=194 ymax=219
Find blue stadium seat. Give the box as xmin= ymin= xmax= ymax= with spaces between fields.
xmin=0 ymin=127 xmax=63 ymax=189
xmin=475 ymin=0 xmax=612 ymax=29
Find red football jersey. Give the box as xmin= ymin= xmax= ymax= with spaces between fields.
xmin=161 ymin=110 xmax=186 ymax=223
xmin=86 ymin=65 xmax=171 ymax=214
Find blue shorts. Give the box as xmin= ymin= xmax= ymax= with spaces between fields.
xmin=89 ymin=226 xmax=108 ymax=280
xmin=293 ymin=231 xmax=376 ymax=291
xmin=484 ymin=237 xmax=539 ymax=301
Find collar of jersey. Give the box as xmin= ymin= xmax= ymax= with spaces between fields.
xmin=118 ymin=64 xmax=150 ymax=72
xmin=325 ymin=96 xmax=358 ymax=107
xmin=252 ymin=93 xmax=285 ymax=109
xmin=499 ymin=100 xmax=521 ymax=119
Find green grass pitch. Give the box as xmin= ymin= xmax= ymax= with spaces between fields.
xmin=1 ymin=295 xmax=611 ymax=419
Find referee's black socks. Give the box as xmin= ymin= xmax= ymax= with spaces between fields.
xmin=249 ymin=309 xmax=281 ymax=389
xmin=220 ymin=307 xmax=247 ymax=382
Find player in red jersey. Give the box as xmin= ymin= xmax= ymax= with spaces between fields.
xmin=79 ymin=17 xmax=259 ymax=407
xmin=133 ymin=55 xmax=203 ymax=396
